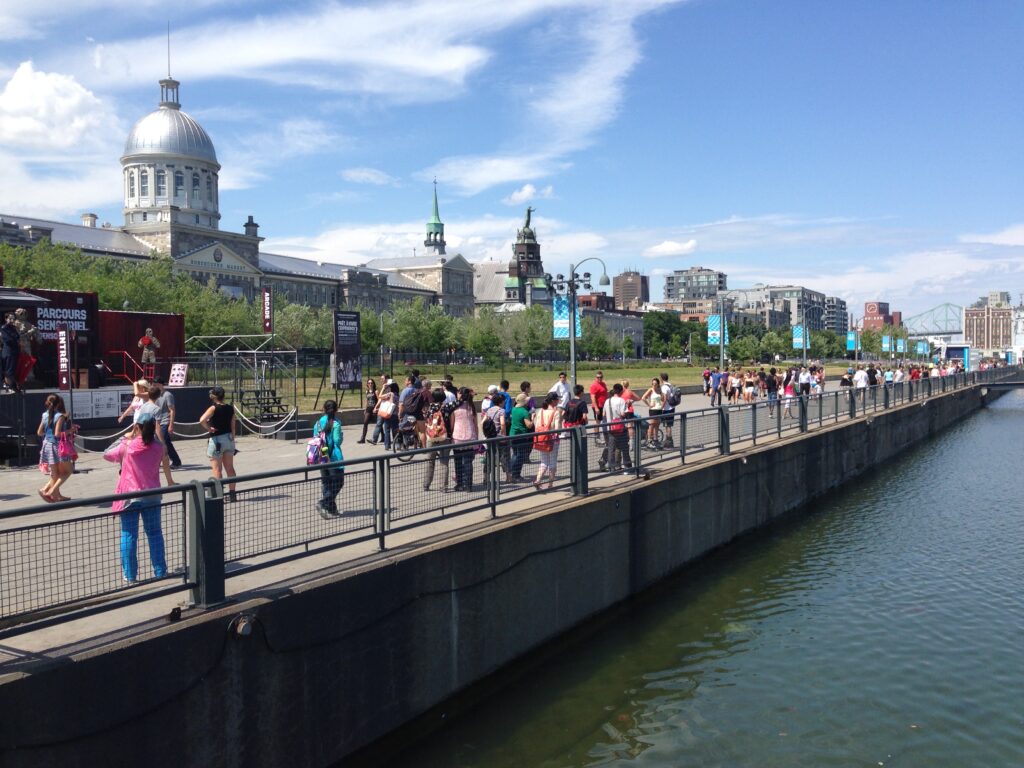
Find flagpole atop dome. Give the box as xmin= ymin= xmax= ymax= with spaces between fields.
xmin=167 ymin=21 xmax=171 ymax=79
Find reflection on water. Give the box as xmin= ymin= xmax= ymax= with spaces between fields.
xmin=375 ymin=391 xmax=1024 ymax=767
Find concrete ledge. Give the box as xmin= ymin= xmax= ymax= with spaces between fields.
xmin=0 ymin=386 xmax=997 ymax=767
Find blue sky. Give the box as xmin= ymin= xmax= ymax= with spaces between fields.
xmin=1 ymin=0 xmax=1022 ymax=316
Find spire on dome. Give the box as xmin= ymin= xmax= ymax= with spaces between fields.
xmin=424 ymin=179 xmax=446 ymax=255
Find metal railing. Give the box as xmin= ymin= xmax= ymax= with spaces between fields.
xmin=0 ymin=367 xmax=1016 ymax=635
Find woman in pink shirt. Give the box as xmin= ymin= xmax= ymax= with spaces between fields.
xmin=104 ymin=412 xmax=167 ymax=583
xmin=450 ymin=387 xmax=479 ymax=492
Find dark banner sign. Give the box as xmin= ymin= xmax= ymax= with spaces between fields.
xmin=262 ymin=287 xmax=273 ymax=333
xmin=333 ymin=311 xmax=361 ymax=391
xmin=56 ymin=325 xmax=71 ymax=390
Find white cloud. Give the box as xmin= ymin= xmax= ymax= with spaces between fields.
xmin=0 ymin=61 xmax=119 ymax=151
xmin=0 ymin=62 xmax=122 ymax=217
xmin=644 ymin=239 xmax=697 ymax=257
xmin=341 ymin=167 xmax=398 ymax=186
xmin=502 ymin=183 xmax=554 ymax=206
xmin=220 ymin=118 xmax=342 ymax=190
xmin=960 ymin=224 xmax=1024 ymax=247
xmin=426 ymin=153 xmax=566 ymax=196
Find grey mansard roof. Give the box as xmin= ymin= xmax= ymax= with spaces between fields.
xmin=0 ymin=213 xmax=151 ymax=257
xmin=473 ymin=260 xmax=510 ymax=304
xmin=259 ymin=252 xmax=433 ymax=292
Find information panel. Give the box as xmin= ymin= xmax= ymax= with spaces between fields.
xmin=333 ymin=311 xmax=362 ymax=391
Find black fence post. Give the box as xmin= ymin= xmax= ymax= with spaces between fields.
xmin=751 ymin=403 xmax=758 ymax=446
xmin=678 ymin=412 xmax=687 ymax=464
xmin=374 ymin=457 xmax=387 ymax=550
xmin=719 ymin=407 xmax=731 ymax=455
xmin=632 ymin=417 xmax=643 ymax=477
xmin=486 ymin=440 xmax=499 ymax=516
xmin=799 ymin=396 xmax=808 ymax=432
xmin=187 ymin=480 xmax=225 ymax=608
xmin=883 ymin=385 xmax=890 ymax=409
xmin=571 ymin=426 xmax=589 ymax=496
xmin=848 ymin=389 xmax=857 ymax=420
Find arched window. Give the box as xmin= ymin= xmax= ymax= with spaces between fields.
xmin=140 ymin=170 xmax=149 ymax=197
xmin=206 ymin=177 xmax=212 ymax=201
xmin=174 ymin=171 xmax=184 ymax=198
xmin=128 ymin=171 xmax=136 ymax=198
xmin=156 ymin=170 xmax=167 ymax=197
xmin=192 ymin=173 xmax=201 ymax=201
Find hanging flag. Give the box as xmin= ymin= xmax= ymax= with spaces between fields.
xmin=261 ymin=287 xmax=273 ymax=333
xmin=552 ymin=296 xmax=581 ymax=339
xmin=896 ymin=338 xmax=906 ymax=353
xmin=881 ymin=335 xmax=891 ymax=353
xmin=846 ymin=331 xmax=857 ymax=351
xmin=707 ymin=315 xmax=729 ymax=346
xmin=792 ymin=324 xmax=806 ymax=350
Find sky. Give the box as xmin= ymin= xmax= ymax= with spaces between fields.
xmin=1 ymin=0 xmax=1023 ymax=317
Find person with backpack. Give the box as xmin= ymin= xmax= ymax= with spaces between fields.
xmin=508 ymin=393 xmax=534 ymax=482
xmin=199 ymin=386 xmax=237 ymax=501
xmin=599 ymin=383 xmax=631 ymax=473
xmin=312 ymin=400 xmax=345 ymax=519
xmin=482 ymin=393 xmax=510 ymax=482
xmin=660 ymin=372 xmax=678 ymax=448
xmin=532 ymin=392 xmax=562 ymax=490
xmin=423 ymin=388 xmax=455 ymax=492
xmin=563 ymin=385 xmax=588 ymax=429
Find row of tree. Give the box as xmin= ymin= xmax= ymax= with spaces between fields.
xmin=2 ymin=241 xmax=914 ymax=361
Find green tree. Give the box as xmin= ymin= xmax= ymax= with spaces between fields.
xmin=730 ymin=335 xmax=761 ymax=363
xmin=759 ymin=331 xmax=786 ymax=360
xmin=643 ymin=311 xmax=682 ymax=357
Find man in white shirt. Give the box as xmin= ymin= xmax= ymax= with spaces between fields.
xmin=798 ymin=367 xmax=812 ymax=396
xmin=599 ymin=383 xmax=632 ymax=473
xmin=852 ymin=365 xmax=869 ymax=389
xmin=549 ymin=371 xmax=571 ymax=413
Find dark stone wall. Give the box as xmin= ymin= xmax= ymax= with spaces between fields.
xmin=0 ymin=386 xmax=995 ymax=767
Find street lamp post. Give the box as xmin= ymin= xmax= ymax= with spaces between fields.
xmin=545 ymin=258 xmax=611 ymax=389
xmin=800 ymin=303 xmax=826 ymax=367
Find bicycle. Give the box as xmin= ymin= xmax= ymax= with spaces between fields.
xmin=392 ymin=416 xmax=419 ymax=462
xmin=642 ymin=426 xmax=666 ymax=451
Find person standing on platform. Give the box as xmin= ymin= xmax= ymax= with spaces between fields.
xmin=199 ymin=386 xmax=237 ymax=502
xmin=358 ymin=378 xmax=377 ymax=443
xmin=450 ymin=387 xmax=479 ymax=492
xmin=104 ymin=412 xmax=167 ymax=583
xmin=548 ymin=371 xmax=571 ymax=415
xmin=152 ymin=377 xmax=182 ymax=469
xmin=589 ymin=370 xmax=608 ymax=426
xmin=138 ymin=328 xmax=160 ymax=366
xmin=37 ymin=393 xmax=72 ymax=501
xmin=1 ymin=313 xmax=19 ymax=392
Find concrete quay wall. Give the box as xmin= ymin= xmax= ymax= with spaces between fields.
xmin=0 ymin=386 xmax=996 ymax=767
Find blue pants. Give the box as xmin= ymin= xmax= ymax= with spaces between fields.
xmin=119 ymin=499 xmax=167 ymax=582
xmin=372 ymin=415 xmax=392 ymax=448
xmin=453 ymin=447 xmax=475 ymax=489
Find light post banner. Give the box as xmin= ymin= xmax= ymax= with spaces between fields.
xmin=846 ymin=331 xmax=857 ymax=351
xmin=56 ymin=324 xmax=71 ymax=390
xmin=261 ymin=287 xmax=273 ymax=333
xmin=916 ymin=341 xmax=928 ymax=356
xmin=792 ymin=324 xmax=806 ymax=350
xmin=896 ymin=338 xmax=906 ymax=353
xmin=552 ymin=295 xmax=581 ymax=339
xmin=332 ymin=311 xmax=362 ymax=391
xmin=881 ymin=335 xmax=891 ymax=353
xmin=707 ymin=315 xmax=729 ymax=346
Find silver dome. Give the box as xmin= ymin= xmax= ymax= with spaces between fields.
xmin=122 ymin=106 xmax=218 ymax=165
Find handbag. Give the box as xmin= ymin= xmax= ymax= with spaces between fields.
xmin=378 ymin=400 xmax=395 ymax=418
xmin=58 ymin=428 xmax=78 ymax=461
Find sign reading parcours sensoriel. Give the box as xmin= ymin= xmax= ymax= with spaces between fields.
xmin=333 ymin=311 xmax=361 ymax=391
xmin=552 ymin=295 xmax=582 ymax=339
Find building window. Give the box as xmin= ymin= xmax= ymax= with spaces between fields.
xmin=128 ymin=172 xmax=136 ymax=198
xmin=140 ymin=170 xmax=149 ymax=197
xmin=142 ymin=212 xmax=148 ymax=222
xmin=192 ymin=173 xmax=201 ymax=201
xmin=156 ymin=170 xmax=167 ymax=197
xmin=195 ymin=215 xmax=200 ymax=225
xmin=206 ymin=177 xmax=212 ymax=201
xmin=174 ymin=171 xmax=184 ymax=198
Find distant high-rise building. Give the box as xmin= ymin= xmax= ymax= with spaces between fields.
xmin=862 ymin=301 xmax=902 ymax=330
xmin=612 ymin=269 xmax=649 ymax=309
xmin=766 ymin=285 xmax=827 ymax=330
xmin=824 ymin=296 xmax=848 ymax=335
xmin=964 ymin=305 xmax=1014 ymax=352
xmin=988 ymin=291 xmax=1011 ymax=308
xmin=663 ymin=266 xmax=726 ymax=301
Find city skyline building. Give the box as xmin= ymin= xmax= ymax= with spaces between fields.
xmin=964 ymin=303 xmax=1014 ymax=354
xmin=663 ymin=266 xmax=727 ymax=302
xmin=862 ymin=301 xmax=903 ymax=331
xmin=612 ymin=269 xmax=649 ymax=310
xmin=824 ymin=296 xmax=849 ymax=335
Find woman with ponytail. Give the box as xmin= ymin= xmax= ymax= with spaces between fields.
xmin=314 ymin=399 xmax=345 ymax=519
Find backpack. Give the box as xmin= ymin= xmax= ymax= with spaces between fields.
xmin=666 ymin=385 xmax=682 ymax=407
xmin=482 ymin=417 xmax=498 ymax=439
xmin=306 ymin=435 xmax=329 ymax=465
xmin=425 ymin=407 xmax=447 ymax=440
xmin=533 ymin=409 xmax=556 ymax=452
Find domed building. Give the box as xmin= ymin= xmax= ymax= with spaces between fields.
xmin=121 ymin=78 xmax=221 ymax=231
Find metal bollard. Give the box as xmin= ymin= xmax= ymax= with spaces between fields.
xmin=719 ymin=407 xmax=731 ymax=455
xmin=187 ymin=480 xmax=225 ymax=608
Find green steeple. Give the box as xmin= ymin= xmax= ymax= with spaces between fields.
xmin=425 ymin=179 xmax=446 ymax=254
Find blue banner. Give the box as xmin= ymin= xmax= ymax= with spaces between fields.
xmin=896 ymin=338 xmax=906 ymax=353
xmin=707 ymin=315 xmax=729 ymax=346
xmin=846 ymin=331 xmax=857 ymax=351
xmin=881 ymin=335 xmax=891 ymax=353
xmin=792 ymin=324 xmax=806 ymax=350
xmin=916 ymin=341 xmax=928 ymax=356
xmin=552 ymin=296 xmax=581 ymax=339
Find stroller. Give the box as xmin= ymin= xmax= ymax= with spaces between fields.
xmin=392 ymin=415 xmax=419 ymax=461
